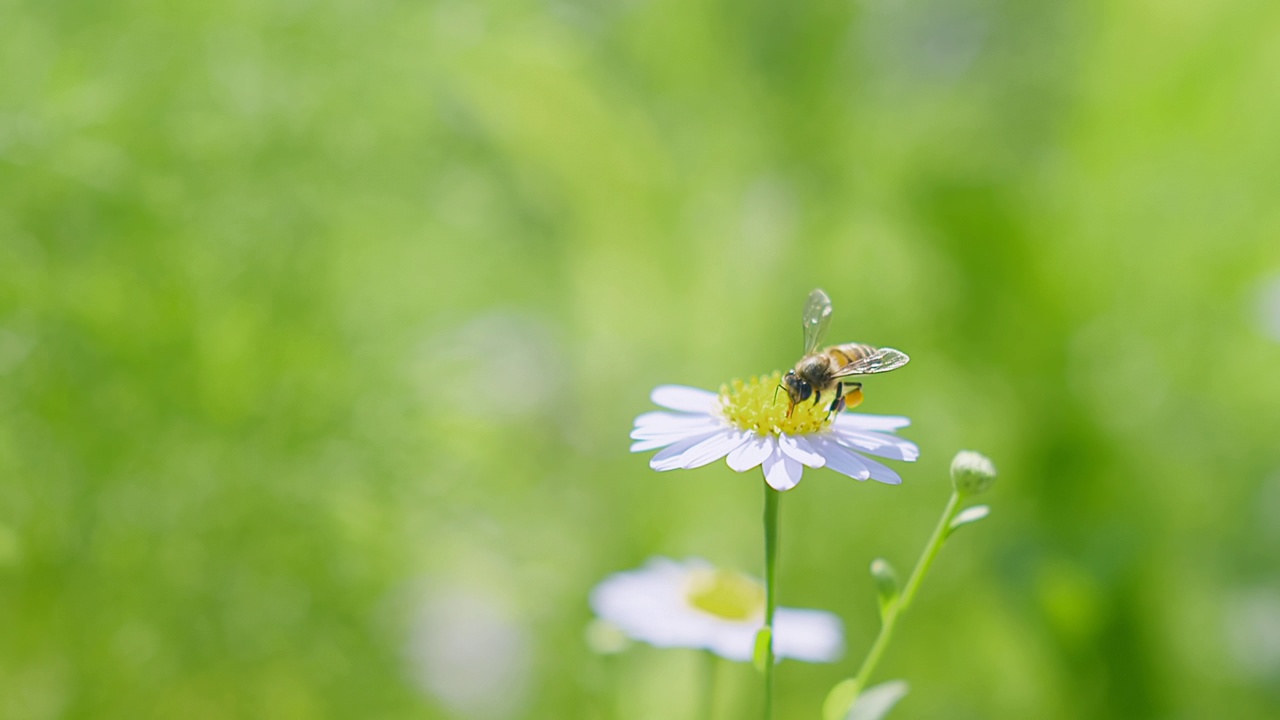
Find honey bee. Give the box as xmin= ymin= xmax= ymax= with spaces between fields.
xmin=781 ymin=289 xmax=910 ymax=415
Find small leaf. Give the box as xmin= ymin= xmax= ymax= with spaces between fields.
xmin=822 ymin=678 xmax=860 ymax=720
xmin=846 ymin=680 xmax=909 ymax=720
xmin=947 ymin=505 xmax=991 ymax=535
xmin=869 ymin=558 xmax=900 ymax=620
xmin=752 ymin=627 xmax=772 ymax=673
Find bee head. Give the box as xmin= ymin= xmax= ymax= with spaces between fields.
xmin=782 ymin=370 xmax=812 ymax=405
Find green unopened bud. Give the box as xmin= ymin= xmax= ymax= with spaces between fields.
xmin=870 ymin=558 xmax=900 ymax=620
xmin=870 ymin=558 xmax=899 ymax=601
xmin=950 ymin=450 xmax=997 ymax=496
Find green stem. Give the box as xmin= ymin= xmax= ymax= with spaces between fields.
xmin=762 ymin=482 xmax=780 ymax=720
xmin=702 ymin=651 xmax=719 ymax=720
xmin=849 ymin=490 xmax=963 ymax=700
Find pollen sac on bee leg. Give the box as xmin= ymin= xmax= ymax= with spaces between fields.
xmin=832 ymin=385 xmax=863 ymax=414
xmin=843 ymin=387 xmax=863 ymax=410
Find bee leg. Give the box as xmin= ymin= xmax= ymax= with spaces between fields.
xmin=828 ymin=383 xmax=845 ymax=414
xmin=820 ymin=390 xmax=843 ymax=418
xmin=832 ymin=382 xmax=863 ymax=414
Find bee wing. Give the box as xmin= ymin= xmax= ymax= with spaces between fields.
xmin=829 ymin=347 xmax=910 ymax=377
xmin=801 ymin=288 xmax=833 ymax=355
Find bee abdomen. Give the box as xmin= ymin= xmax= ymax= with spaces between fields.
xmin=826 ymin=343 xmax=877 ymax=364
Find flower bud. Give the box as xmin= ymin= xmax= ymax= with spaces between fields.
xmin=950 ymin=450 xmax=997 ymax=496
xmin=869 ymin=558 xmax=899 ymax=603
xmin=869 ymin=558 xmax=899 ymax=620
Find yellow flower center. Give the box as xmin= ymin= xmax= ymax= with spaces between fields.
xmin=687 ymin=569 xmax=766 ymax=621
xmin=719 ymin=371 xmax=856 ymax=436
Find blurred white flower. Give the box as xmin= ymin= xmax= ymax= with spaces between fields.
xmin=1254 ymin=274 xmax=1280 ymax=343
xmin=1224 ymin=588 xmax=1280 ymax=681
xmin=0 ymin=327 xmax=34 ymax=376
xmin=406 ymin=586 xmax=531 ymax=719
xmin=589 ymin=557 xmax=844 ymax=663
xmin=631 ymin=375 xmax=918 ymax=491
xmin=416 ymin=311 xmax=564 ymax=421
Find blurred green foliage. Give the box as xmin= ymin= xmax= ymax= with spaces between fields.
xmin=2 ymin=0 xmax=1279 ymax=718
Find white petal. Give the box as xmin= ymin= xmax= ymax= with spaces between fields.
xmin=631 ymin=437 xmax=685 ymax=452
xmin=648 ymin=431 xmax=725 ymax=470
xmin=859 ymin=454 xmax=904 ymax=485
xmin=672 ymin=431 xmax=750 ymax=470
xmin=631 ymin=419 xmax=723 ymax=441
xmin=834 ymin=413 xmax=911 ymax=432
xmin=590 ymin=558 xmax=844 ymax=665
xmin=630 ymin=416 xmax=723 ymax=452
xmin=650 ymin=425 xmax=742 ymax=471
xmin=762 ymin=447 xmax=803 ymax=491
xmin=651 ymin=385 xmax=719 ymax=413
xmin=809 ymin=437 xmax=871 ymax=480
xmin=779 ymin=433 xmax=826 ymax=468
xmin=833 ymin=428 xmax=920 ymax=462
xmin=590 ymin=558 xmax=712 ymax=648
xmin=773 ymin=608 xmax=844 ymax=662
xmin=633 ymin=410 xmax=716 ymax=429
xmin=726 ymin=433 xmax=773 ymax=472
xmin=589 ymin=558 xmax=761 ymax=662
xmin=701 ymin=624 xmax=757 ymax=662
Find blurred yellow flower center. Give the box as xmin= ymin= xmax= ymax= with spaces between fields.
xmin=719 ymin=371 xmax=837 ymax=436
xmin=687 ymin=569 xmax=766 ymax=621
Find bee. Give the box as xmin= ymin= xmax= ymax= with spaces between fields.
xmin=781 ymin=289 xmax=910 ymax=415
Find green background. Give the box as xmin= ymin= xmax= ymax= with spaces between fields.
xmin=2 ymin=0 xmax=1279 ymax=718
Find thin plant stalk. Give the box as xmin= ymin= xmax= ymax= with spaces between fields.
xmin=702 ymin=651 xmax=719 ymax=720
xmin=762 ymin=481 xmax=780 ymax=719
xmin=849 ymin=489 xmax=963 ymax=699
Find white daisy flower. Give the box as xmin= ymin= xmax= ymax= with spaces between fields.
xmin=589 ymin=557 xmax=844 ymax=663
xmin=631 ymin=372 xmax=918 ymax=491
